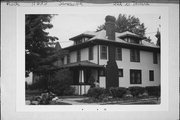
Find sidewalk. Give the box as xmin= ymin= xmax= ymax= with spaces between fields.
xmin=56 ymin=97 xmax=100 ymax=105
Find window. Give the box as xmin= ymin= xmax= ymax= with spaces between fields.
xmin=99 ymin=69 xmax=105 ymax=76
xmin=149 ymin=70 xmax=154 ymax=81
xmin=130 ymin=69 xmax=141 ymax=84
xmin=67 ymin=55 xmax=70 ymax=64
xmin=118 ymin=69 xmax=123 ymax=77
xmin=61 ymin=57 xmax=64 ymax=65
xmin=129 ymin=39 xmax=139 ymax=44
xmin=89 ymin=46 xmax=93 ymax=60
xmin=82 ymin=37 xmax=90 ymax=42
xmin=100 ymin=45 xmax=107 ymax=59
xmin=116 ymin=47 xmax=122 ymax=60
xmin=153 ymin=52 xmax=158 ymax=64
xmin=130 ymin=49 xmax=140 ymax=62
xmin=77 ymin=50 xmax=81 ymax=62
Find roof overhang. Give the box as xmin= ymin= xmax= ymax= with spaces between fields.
xmin=69 ymin=34 xmax=94 ymax=41
xmin=63 ymin=39 xmax=160 ymax=52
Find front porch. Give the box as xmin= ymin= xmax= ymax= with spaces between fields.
xmin=61 ymin=61 xmax=104 ymax=95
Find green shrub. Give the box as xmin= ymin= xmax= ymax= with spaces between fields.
xmin=109 ymin=87 xmax=127 ymax=98
xmin=87 ymin=87 xmax=107 ymax=99
xmin=48 ymin=69 xmax=73 ymax=96
xmin=63 ymin=87 xmax=75 ymax=96
xmin=128 ymin=86 xmax=145 ymax=97
xmin=49 ymin=79 xmax=72 ymax=96
xmin=145 ymin=86 xmax=160 ymax=97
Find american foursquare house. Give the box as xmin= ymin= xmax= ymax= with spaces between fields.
xmin=33 ymin=16 xmax=160 ymax=95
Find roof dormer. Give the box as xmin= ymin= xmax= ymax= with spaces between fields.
xmin=118 ymin=31 xmax=143 ymax=44
xmin=69 ymin=31 xmax=95 ymax=45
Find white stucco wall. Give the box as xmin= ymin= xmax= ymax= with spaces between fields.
xmin=65 ymin=45 xmax=99 ymax=64
xmin=89 ymin=45 xmax=98 ymax=64
xmin=81 ymin=48 xmax=88 ymax=61
xmin=117 ymin=48 xmax=160 ymax=88
xmin=70 ymin=51 xmax=77 ymax=63
xmin=64 ymin=45 xmax=160 ymax=88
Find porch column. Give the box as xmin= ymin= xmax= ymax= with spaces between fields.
xmin=78 ymin=70 xmax=85 ymax=95
xmin=81 ymin=70 xmax=84 ymax=83
xmin=79 ymin=70 xmax=84 ymax=83
xmin=79 ymin=70 xmax=82 ymax=82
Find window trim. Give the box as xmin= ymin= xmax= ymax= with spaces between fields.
xmin=89 ymin=46 xmax=93 ymax=60
xmin=67 ymin=54 xmax=70 ymax=64
xmin=118 ymin=69 xmax=123 ymax=77
xmin=116 ymin=47 xmax=122 ymax=61
xmin=77 ymin=50 xmax=81 ymax=62
xmin=130 ymin=49 xmax=140 ymax=62
xmin=130 ymin=69 xmax=142 ymax=84
xmin=100 ymin=45 xmax=107 ymax=60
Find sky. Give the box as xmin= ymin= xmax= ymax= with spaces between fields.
xmin=46 ymin=7 xmax=161 ymax=48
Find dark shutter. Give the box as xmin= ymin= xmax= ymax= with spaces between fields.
xmin=149 ymin=70 xmax=154 ymax=81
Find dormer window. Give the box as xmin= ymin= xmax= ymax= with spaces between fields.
xmin=74 ymin=37 xmax=90 ymax=45
xmin=129 ymin=38 xmax=140 ymax=44
xmin=118 ymin=31 xmax=142 ymax=44
xmin=82 ymin=37 xmax=90 ymax=42
xmin=123 ymin=37 xmax=141 ymax=44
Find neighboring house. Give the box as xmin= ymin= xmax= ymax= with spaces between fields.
xmin=32 ymin=15 xmax=160 ymax=95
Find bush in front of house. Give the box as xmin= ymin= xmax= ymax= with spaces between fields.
xmin=48 ymin=69 xmax=74 ymax=96
xmin=87 ymin=87 xmax=108 ymax=99
xmin=109 ymin=87 xmax=127 ymax=98
xmin=128 ymin=86 xmax=145 ymax=97
xmin=49 ymin=78 xmax=75 ymax=96
xmin=63 ymin=87 xmax=75 ymax=96
xmin=145 ymin=86 xmax=160 ymax=98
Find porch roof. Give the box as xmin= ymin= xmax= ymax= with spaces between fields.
xmin=60 ymin=61 xmax=104 ymax=68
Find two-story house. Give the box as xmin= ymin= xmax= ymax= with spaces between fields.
xmin=32 ymin=15 xmax=160 ymax=95
xmin=58 ymin=15 xmax=160 ymax=95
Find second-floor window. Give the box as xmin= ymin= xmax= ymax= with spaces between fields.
xmin=100 ymin=45 xmax=107 ymax=59
xmin=77 ymin=50 xmax=81 ymax=62
xmin=89 ymin=46 xmax=93 ymax=60
xmin=130 ymin=49 xmax=140 ymax=62
xmin=153 ymin=52 xmax=158 ymax=64
xmin=116 ymin=47 xmax=122 ymax=60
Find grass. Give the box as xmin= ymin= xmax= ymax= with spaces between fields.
xmin=25 ymin=89 xmax=160 ymax=105
xmin=77 ymin=96 xmax=160 ymax=105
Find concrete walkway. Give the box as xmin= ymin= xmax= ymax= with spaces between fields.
xmin=56 ymin=97 xmax=100 ymax=105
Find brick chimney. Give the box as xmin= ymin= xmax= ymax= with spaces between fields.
xmin=105 ymin=15 xmax=119 ymax=88
xmin=105 ymin=15 xmax=116 ymax=40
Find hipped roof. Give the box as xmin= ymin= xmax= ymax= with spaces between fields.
xmin=64 ymin=30 xmax=160 ymax=51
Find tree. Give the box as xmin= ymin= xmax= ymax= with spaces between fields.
xmin=96 ymin=14 xmax=146 ymax=37
xmin=25 ymin=14 xmax=59 ymax=77
xmin=155 ymin=29 xmax=161 ymax=46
